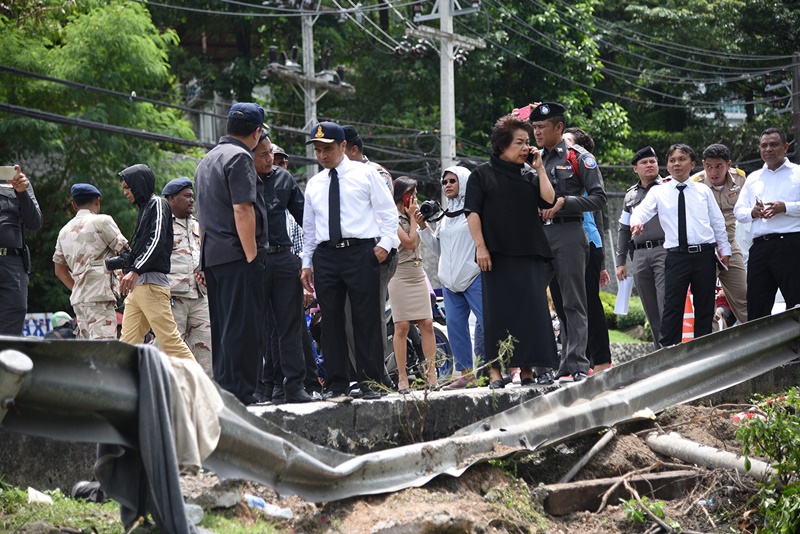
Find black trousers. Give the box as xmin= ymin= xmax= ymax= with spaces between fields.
xmin=659 ymin=248 xmax=716 ymax=347
xmin=747 ymin=233 xmax=800 ymax=320
xmin=0 ymin=255 xmax=27 ymax=336
xmin=206 ymin=252 xmax=266 ymax=404
xmin=259 ymin=250 xmax=306 ymax=395
xmin=312 ymin=242 xmax=383 ymax=394
xmin=585 ymin=243 xmax=612 ymax=366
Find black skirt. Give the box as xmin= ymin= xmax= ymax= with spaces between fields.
xmin=482 ymin=253 xmax=558 ymax=369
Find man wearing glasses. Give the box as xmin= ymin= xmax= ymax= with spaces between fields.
xmin=195 ymin=103 xmax=269 ymax=405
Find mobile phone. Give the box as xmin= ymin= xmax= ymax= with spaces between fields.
xmin=403 ymin=191 xmax=413 ymax=209
xmin=516 ymin=104 xmax=533 ymax=121
xmin=755 ymin=195 xmax=764 ymax=206
xmin=0 ymin=166 xmax=15 ymax=188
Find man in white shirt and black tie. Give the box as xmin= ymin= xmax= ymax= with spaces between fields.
xmin=630 ymin=144 xmax=730 ymax=346
xmin=300 ymin=121 xmax=399 ymax=400
xmin=734 ymin=127 xmax=800 ymax=319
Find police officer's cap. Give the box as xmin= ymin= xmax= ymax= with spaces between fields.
xmin=342 ymin=125 xmax=361 ymax=143
xmin=227 ymin=102 xmax=266 ymax=127
xmin=306 ymin=121 xmax=345 ymax=145
xmin=529 ymin=102 xmax=566 ymax=122
xmin=631 ymin=146 xmax=658 ymax=165
xmin=70 ymin=183 xmax=102 ymax=198
xmin=162 ymin=177 xmax=193 ymax=197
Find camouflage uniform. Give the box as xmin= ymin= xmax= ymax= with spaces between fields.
xmin=165 ymin=215 xmax=212 ymax=374
xmin=53 ymin=209 xmax=128 ymax=340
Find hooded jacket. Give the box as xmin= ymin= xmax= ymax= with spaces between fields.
xmin=419 ymin=165 xmax=481 ymax=293
xmin=118 ymin=164 xmax=173 ymax=275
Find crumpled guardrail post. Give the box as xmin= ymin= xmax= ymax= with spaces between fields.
xmin=0 ymin=350 xmax=33 ymax=424
xmin=1 ymin=307 xmax=799 ymax=503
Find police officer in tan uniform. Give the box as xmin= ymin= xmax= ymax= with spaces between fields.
xmin=53 ymin=183 xmax=128 ymax=340
xmin=616 ymin=147 xmax=667 ymax=349
xmin=162 ymin=177 xmax=212 ymax=375
xmin=690 ymin=143 xmax=748 ymax=324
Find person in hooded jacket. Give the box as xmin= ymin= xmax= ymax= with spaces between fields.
xmin=117 ymin=164 xmax=195 ymax=360
xmin=418 ymin=165 xmax=483 ymax=389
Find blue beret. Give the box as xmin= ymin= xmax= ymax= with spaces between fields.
xmin=306 ymin=121 xmax=345 ymax=145
xmin=71 ymin=183 xmax=102 ymax=198
xmin=227 ymin=102 xmax=266 ymax=126
xmin=162 ymin=177 xmax=193 ymax=197
xmin=529 ymin=102 xmax=567 ymax=122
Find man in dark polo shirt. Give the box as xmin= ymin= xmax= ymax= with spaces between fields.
xmin=195 ymin=102 xmax=269 ymax=405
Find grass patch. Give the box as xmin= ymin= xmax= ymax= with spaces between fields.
xmin=608 ymin=329 xmax=644 ymax=343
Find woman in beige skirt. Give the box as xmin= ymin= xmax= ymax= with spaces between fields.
xmin=388 ymin=176 xmax=437 ymax=393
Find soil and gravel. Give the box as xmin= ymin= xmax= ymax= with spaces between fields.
xmin=180 ymin=402 xmax=765 ymax=533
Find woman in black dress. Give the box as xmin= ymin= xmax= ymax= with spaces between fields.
xmin=464 ymin=114 xmax=558 ymax=388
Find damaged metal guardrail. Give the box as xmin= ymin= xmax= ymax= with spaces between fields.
xmin=1 ymin=307 xmax=799 ymax=502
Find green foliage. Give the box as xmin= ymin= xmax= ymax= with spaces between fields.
xmin=736 ymin=389 xmax=800 ymax=533
xmin=484 ymin=481 xmax=550 ymax=531
xmin=621 ymin=495 xmax=665 ymax=524
xmin=599 ymin=290 xmax=617 ymax=329
xmin=0 ymin=0 xmax=196 ymax=313
xmin=608 ymin=330 xmax=644 ymax=343
xmin=0 ymin=482 xmax=123 ymax=533
xmin=617 ymin=296 xmax=647 ymax=331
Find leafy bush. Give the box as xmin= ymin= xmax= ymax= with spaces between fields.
xmin=737 ymin=389 xmax=800 ymax=534
xmin=599 ymin=291 xmax=617 ymax=329
xmin=616 ymin=296 xmax=647 ymax=331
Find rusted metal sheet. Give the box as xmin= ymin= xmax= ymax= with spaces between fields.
xmin=1 ymin=308 xmax=798 ymax=502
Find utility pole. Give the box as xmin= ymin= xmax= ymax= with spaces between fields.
xmin=409 ymin=1 xmax=485 ymax=172
xmin=264 ymin=1 xmax=355 ymax=179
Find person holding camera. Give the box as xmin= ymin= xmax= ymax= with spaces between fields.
xmin=465 ymin=114 xmax=559 ymax=388
xmin=418 ymin=165 xmax=483 ymax=389
xmin=0 ymin=164 xmax=42 ymax=336
xmin=117 ymin=164 xmax=194 ymax=360
xmin=53 ymin=183 xmax=128 ymax=340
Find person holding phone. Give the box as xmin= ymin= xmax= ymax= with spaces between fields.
xmin=465 ymin=114 xmax=559 ymax=388
xmin=0 ymin=164 xmax=42 ymax=336
xmin=387 ymin=177 xmax=438 ymax=392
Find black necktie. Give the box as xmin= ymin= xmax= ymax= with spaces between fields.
xmin=328 ymin=168 xmax=342 ymax=243
xmin=677 ymin=183 xmax=688 ymax=250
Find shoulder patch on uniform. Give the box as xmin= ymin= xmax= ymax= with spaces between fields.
xmin=735 ymin=167 xmax=746 ymax=177
xmin=582 ymin=155 xmax=597 ymax=169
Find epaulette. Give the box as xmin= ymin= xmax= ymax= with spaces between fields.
xmin=626 ymin=183 xmax=638 ymax=192
xmin=689 ymin=171 xmax=704 ymax=182
xmin=734 ymin=167 xmax=746 ymax=178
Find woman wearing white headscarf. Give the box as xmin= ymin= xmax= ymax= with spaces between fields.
xmin=418 ymin=165 xmax=483 ymax=388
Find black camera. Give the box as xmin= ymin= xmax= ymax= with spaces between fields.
xmin=419 ymin=200 xmax=443 ymax=222
xmin=105 ymin=251 xmax=134 ymax=273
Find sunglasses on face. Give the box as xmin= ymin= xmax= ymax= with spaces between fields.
xmin=441 ymin=178 xmax=458 ymax=185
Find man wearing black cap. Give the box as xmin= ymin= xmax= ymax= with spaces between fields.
xmin=615 ymin=147 xmax=668 ymax=349
xmin=53 ymin=183 xmax=128 ymax=340
xmin=195 ymin=102 xmax=269 ymax=404
xmin=531 ymin=102 xmax=607 ymax=383
xmin=301 ymin=121 xmax=399 ymax=399
xmin=117 ymin=164 xmax=196 ymax=360
xmin=162 ymin=177 xmax=212 ymax=374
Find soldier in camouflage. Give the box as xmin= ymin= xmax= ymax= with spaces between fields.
xmin=162 ymin=177 xmax=212 ymax=375
xmin=53 ymin=183 xmax=128 ymax=340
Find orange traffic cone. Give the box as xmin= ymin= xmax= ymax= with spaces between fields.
xmin=681 ymin=289 xmax=694 ymax=343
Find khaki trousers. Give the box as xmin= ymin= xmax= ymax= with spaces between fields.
xmin=121 ymin=284 xmax=195 ymax=360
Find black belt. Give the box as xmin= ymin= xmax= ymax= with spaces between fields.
xmin=318 ymin=238 xmax=377 ymax=249
xmin=0 ymin=246 xmax=23 ymax=257
xmin=548 ymin=216 xmax=583 ymax=224
xmin=266 ymin=245 xmax=292 ymax=254
xmin=666 ymin=243 xmax=716 ymax=254
xmin=753 ymin=231 xmax=800 ymax=243
xmin=632 ymin=239 xmax=664 ymax=250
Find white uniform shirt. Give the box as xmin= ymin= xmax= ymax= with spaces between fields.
xmin=631 ymin=178 xmax=731 ymax=256
xmin=733 ymin=158 xmax=800 ymax=238
xmin=302 ymin=156 xmax=399 ymax=269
